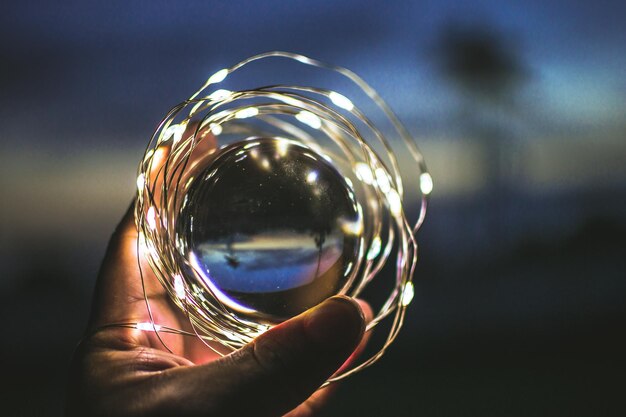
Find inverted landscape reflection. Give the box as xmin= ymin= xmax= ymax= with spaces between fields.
xmin=178 ymin=138 xmax=361 ymax=319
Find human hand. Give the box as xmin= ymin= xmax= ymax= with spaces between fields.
xmin=66 ymin=133 xmax=371 ymax=417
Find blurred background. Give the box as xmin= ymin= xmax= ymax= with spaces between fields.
xmin=1 ymin=1 xmax=625 ymax=416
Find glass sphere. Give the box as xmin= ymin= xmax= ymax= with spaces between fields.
xmin=177 ymin=138 xmax=361 ymax=322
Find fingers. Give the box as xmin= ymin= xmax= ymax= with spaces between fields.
xmin=89 ymin=122 xmax=217 ymax=330
xmin=284 ymin=299 xmax=373 ymax=417
xmin=335 ymin=298 xmax=373 ymax=375
xmin=151 ymin=296 xmax=365 ymax=417
xmin=87 ymin=201 xmax=145 ymax=329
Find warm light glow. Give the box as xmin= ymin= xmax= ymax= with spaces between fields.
xmin=208 ymin=68 xmax=229 ymax=84
xmin=401 ymin=282 xmax=414 ymax=306
xmin=244 ymin=141 xmax=261 ymax=149
xmin=130 ymin=51 xmax=428 ymax=382
xmin=174 ymin=274 xmax=185 ymax=300
xmin=344 ymin=261 xmax=354 ymax=277
xmin=294 ymin=54 xmax=314 ymax=65
xmin=208 ymin=89 xmax=231 ymax=101
xmin=367 ymin=236 xmax=382 ymax=260
xmin=136 ymin=173 xmax=145 ymax=191
xmin=225 ymin=331 xmax=242 ymax=342
xmin=152 ymin=147 xmax=168 ymax=168
xmin=147 ymin=206 xmax=157 ymax=230
xmin=296 ymin=110 xmax=322 ymax=129
xmin=278 ymin=95 xmax=303 ymax=107
xmin=375 ymin=167 xmax=391 ymax=193
xmin=329 ymin=91 xmax=354 ymax=111
xmin=419 ymin=172 xmax=433 ymax=195
xmin=143 ymin=148 xmax=155 ymax=164
xmin=355 ymin=162 xmax=374 ymax=185
xmin=209 ymin=123 xmax=223 ymax=135
xmin=276 ymin=139 xmax=290 ymax=157
xmin=163 ymin=123 xmax=184 ymax=144
xmin=235 ymin=107 xmax=259 ymax=119
xmin=136 ymin=322 xmax=162 ymax=332
xmin=340 ymin=218 xmax=363 ymax=236
xmin=138 ymin=232 xmax=148 ymax=253
xmin=387 ymin=189 xmax=402 ymax=217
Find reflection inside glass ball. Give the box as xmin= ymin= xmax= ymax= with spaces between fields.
xmin=178 ymin=137 xmax=361 ymax=321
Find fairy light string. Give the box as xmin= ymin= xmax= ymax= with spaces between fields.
xmin=122 ymin=51 xmax=431 ymax=383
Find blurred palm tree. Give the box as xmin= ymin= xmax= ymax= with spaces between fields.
xmin=435 ymin=23 xmax=529 ymax=251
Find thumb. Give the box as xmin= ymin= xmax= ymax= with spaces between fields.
xmin=154 ymin=296 xmax=365 ymax=417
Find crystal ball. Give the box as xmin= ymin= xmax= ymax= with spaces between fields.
xmin=177 ymin=138 xmax=361 ymax=322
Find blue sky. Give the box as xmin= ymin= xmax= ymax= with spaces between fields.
xmin=1 ymin=0 xmax=625 ymax=245
xmin=2 ymin=0 xmax=624 ymax=147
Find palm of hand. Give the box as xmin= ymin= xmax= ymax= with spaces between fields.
xmin=66 ymin=203 xmax=367 ymax=417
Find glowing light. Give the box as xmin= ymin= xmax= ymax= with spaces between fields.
xmin=278 ymin=95 xmax=303 ymax=107
xmin=420 ymin=172 xmax=433 ymax=195
xmin=303 ymin=152 xmax=318 ymax=161
xmin=147 ymin=206 xmax=157 ymax=230
xmin=401 ymin=282 xmax=414 ymax=307
xmin=244 ymin=141 xmax=260 ymax=149
xmin=344 ymin=261 xmax=354 ymax=277
xmin=388 ymin=189 xmax=402 ymax=217
xmin=152 ymin=147 xmax=168 ymax=168
xmin=139 ymin=232 xmax=159 ymax=260
xmin=143 ymin=148 xmax=155 ymax=164
xmin=209 ymin=123 xmax=223 ymax=135
xmin=136 ymin=322 xmax=162 ymax=332
xmin=367 ymin=236 xmax=382 ymax=260
xmin=208 ymin=89 xmax=231 ymax=101
xmin=138 ymin=232 xmax=148 ymax=252
xmin=296 ymin=110 xmax=322 ymax=129
xmin=276 ymin=139 xmax=290 ymax=157
xmin=235 ymin=107 xmax=259 ymax=119
xmin=136 ymin=173 xmax=145 ymax=191
xmin=355 ymin=162 xmax=374 ymax=185
xmin=340 ymin=218 xmax=363 ymax=236
xmin=131 ymin=51 xmax=429 ymax=384
xmin=329 ymin=91 xmax=354 ymax=111
xmin=225 ymin=331 xmax=241 ymax=341
xmin=375 ymin=167 xmax=391 ymax=194
xmin=173 ymin=274 xmax=186 ymax=300
xmin=208 ymin=68 xmax=229 ymax=84
xmin=294 ymin=54 xmax=314 ymax=65
xmin=163 ymin=123 xmax=184 ymax=144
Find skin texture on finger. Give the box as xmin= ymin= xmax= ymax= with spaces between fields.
xmin=283 ymin=299 xmax=373 ymax=417
xmin=68 ymin=121 xmax=372 ymax=416
xmin=68 ymin=297 xmax=366 ymax=417
xmin=133 ymin=297 xmax=365 ymax=417
xmin=87 ymin=201 xmax=188 ymax=352
xmin=88 ymin=201 xmax=160 ymax=327
xmin=87 ymin=122 xmax=220 ymax=356
xmin=70 ymin=298 xmax=372 ymax=417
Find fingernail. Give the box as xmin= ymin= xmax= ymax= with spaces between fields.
xmin=303 ymin=296 xmax=365 ymax=350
